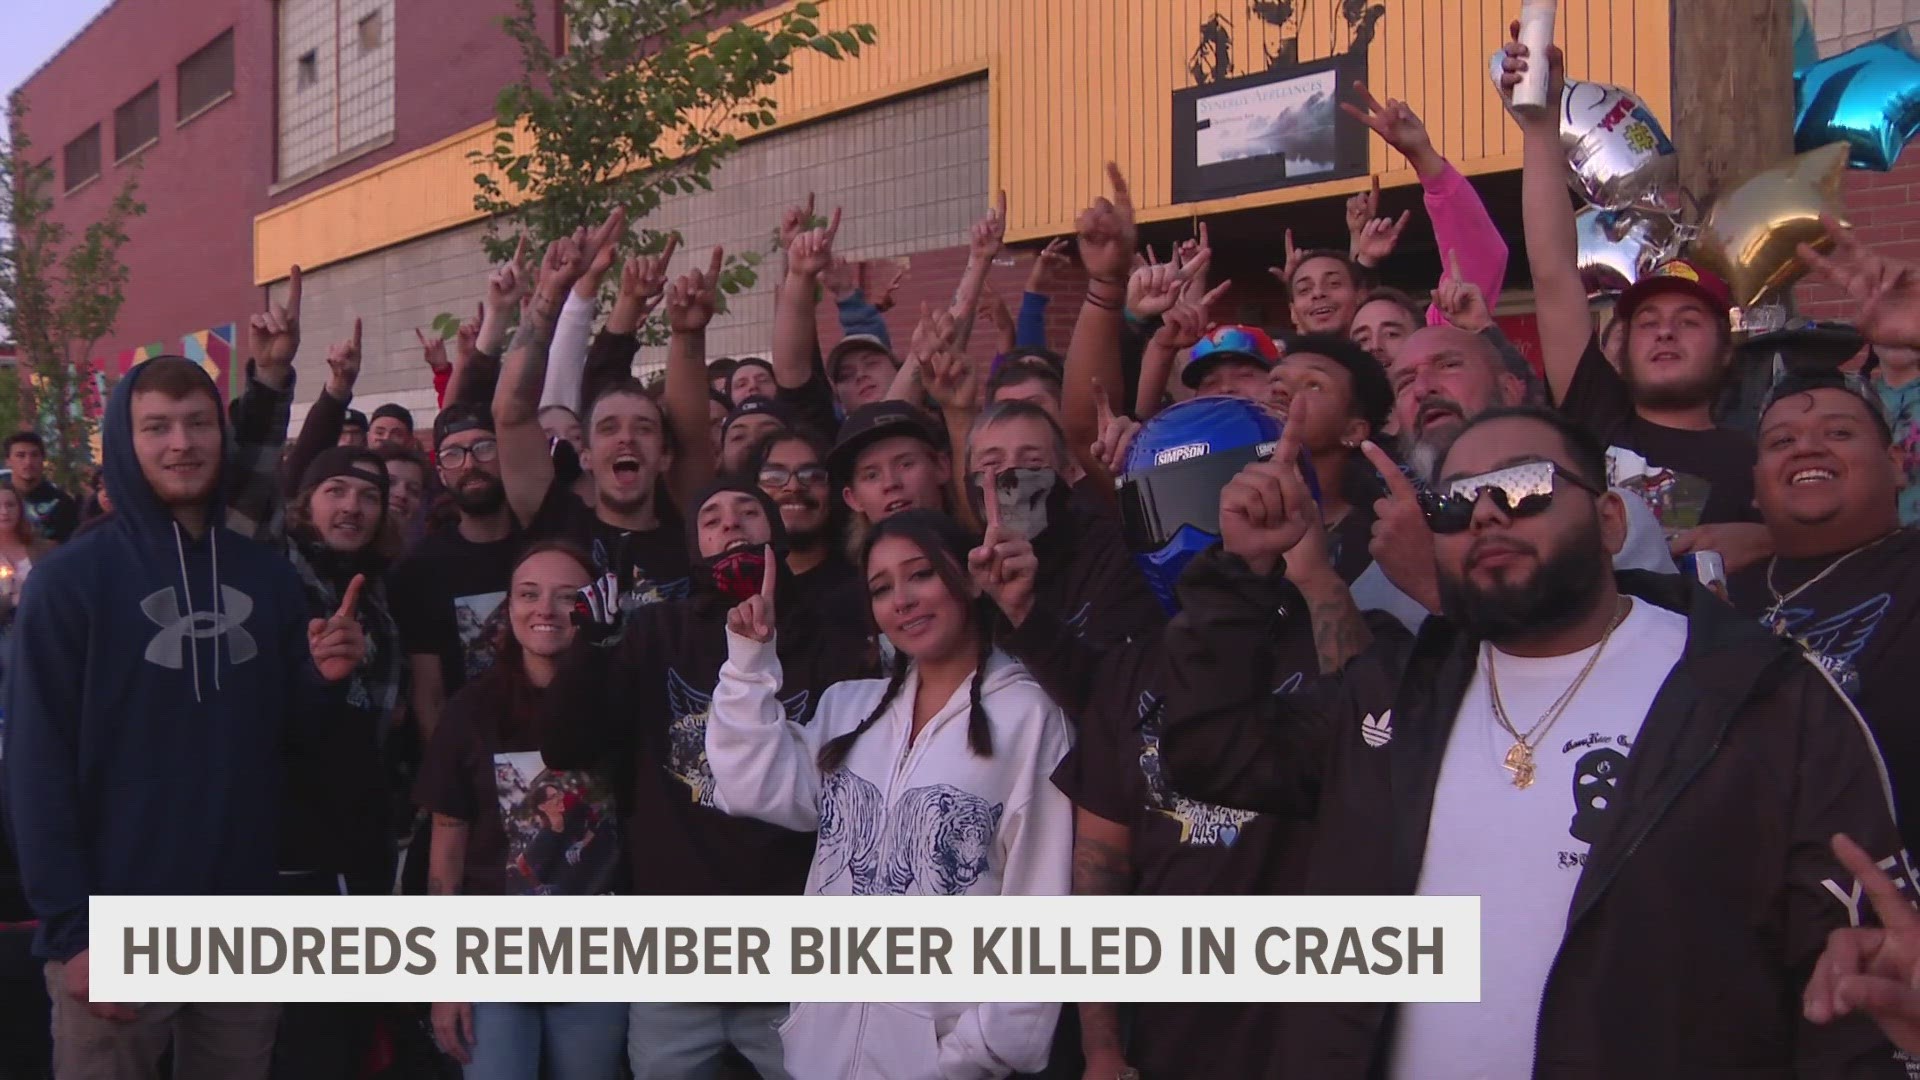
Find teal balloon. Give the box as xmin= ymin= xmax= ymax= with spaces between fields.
xmin=1790 ymin=0 xmax=1817 ymax=71
xmin=1794 ymin=28 xmax=1920 ymax=171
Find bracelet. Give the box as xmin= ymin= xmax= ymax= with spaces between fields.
xmin=1085 ymin=294 xmax=1121 ymax=311
xmin=1089 ymin=274 xmax=1128 ymax=287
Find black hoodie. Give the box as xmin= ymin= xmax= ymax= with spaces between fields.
xmin=541 ymin=486 xmax=878 ymax=894
xmin=1026 ymin=482 xmax=1165 ymax=646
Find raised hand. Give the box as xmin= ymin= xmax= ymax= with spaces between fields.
xmin=872 ymin=264 xmax=907 ymax=313
xmin=821 ymin=256 xmax=858 ymax=301
xmin=908 ymin=302 xmax=959 ymax=365
xmin=532 ymin=231 xmax=586 ymax=321
xmin=1158 ymin=278 xmax=1232 ymax=351
xmin=308 ymin=575 xmax=368 ymax=683
xmin=971 ymin=190 xmax=1009 ymax=262
xmin=968 ymin=487 xmax=1039 ymax=627
xmin=1354 ymin=210 xmax=1412 ymax=267
xmin=1090 ymin=381 xmax=1142 ymax=477
xmin=1801 ymin=214 xmax=1920 ymax=348
xmin=1434 ymin=249 xmax=1493 ymax=333
xmin=1267 ymin=229 xmax=1306 ymax=294
xmin=1341 ymin=83 xmax=1438 ymax=167
xmin=250 ymin=265 xmax=303 ymax=371
xmin=1219 ymin=401 xmax=1320 ymax=575
xmin=725 ymin=546 xmax=778 ymax=643
xmin=1804 ymin=833 xmax=1920 ymax=1052
xmin=786 ymin=206 xmax=843 ymax=281
xmin=778 ymin=193 xmax=817 ymax=257
xmin=1026 ymin=237 xmax=1071 ymax=294
xmin=456 ymin=304 xmax=483 ymax=364
xmin=574 ymin=207 xmax=629 ymax=297
xmin=1361 ymin=440 xmax=1441 ymax=613
xmin=1346 ymin=176 xmax=1381 ymax=241
xmin=325 ymin=319 xmax=364 ymax=400
xmin=572 ymin=570 xmax=626 ymax=646
xmin=1498 ymin=21 xmax=1567 ymax=127
xmin=666 ymin=246 xmax=726 ymax=333
xmin=488 ymin=236 xmax=532 ymax=313
xmin=415 ymin=327 xmax=450 ymax=375
xmin=923 ymin=342 xmax=979 ymax=411
xmin=1076 ymin=162 xmax=1138 ymax=285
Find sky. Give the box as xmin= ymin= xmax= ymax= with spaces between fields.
xmin=2 ymin=0 xmax=117 ymax=108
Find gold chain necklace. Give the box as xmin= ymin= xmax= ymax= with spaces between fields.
xmin=1763 ymin=529 xmax=1900 ymax=626
xmin=1484 ymin=597 xmax=1631 ymax=790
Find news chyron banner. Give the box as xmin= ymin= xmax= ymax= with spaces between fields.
xmin=93 ymin=895 xmax=1480 ymax=1004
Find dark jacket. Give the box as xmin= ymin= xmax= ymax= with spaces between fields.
xmin=17 ymin=479 xmax=78 ymax=544
xmin=2 ymin=363 xmax=330 ymax=959
xmin=1160 ymin=549 xmax=1911 ymax=1079
xmin=1028 ymin=493 xmax=1165 ymax=648
xmin=541 ymin=575 xmax=876 ymax=895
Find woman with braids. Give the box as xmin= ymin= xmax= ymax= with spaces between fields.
xmin=706 ymin=509 xmax=1073 ymax=1079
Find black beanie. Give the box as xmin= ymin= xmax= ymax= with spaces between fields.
xmin=685 ymin=479 xmax=788 ymax=561
xmin=299 ymin=445 xmax=390 ymax=504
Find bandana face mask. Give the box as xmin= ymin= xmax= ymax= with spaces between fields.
xmin=707 ymin=544 xmax=770 ymax=604
xmin=966 ymin=467 xmax=1064 ymax=542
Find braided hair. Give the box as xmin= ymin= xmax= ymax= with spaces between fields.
xmin=815 ymin=509 xmax=995 ymax=773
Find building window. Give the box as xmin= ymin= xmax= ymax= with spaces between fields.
xmin=276 ymin=0 xmax=395 ymax=184
xmin=62 ymin=126 xmax=100 ymax=192
xmin=177 ymin=28 xmax=235 ymax=123
xmin=113 ymin=83 xmax=161 ymax=162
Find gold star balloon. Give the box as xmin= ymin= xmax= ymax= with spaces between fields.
xmin=1688 ymin=142 xmax=1851 ymax=308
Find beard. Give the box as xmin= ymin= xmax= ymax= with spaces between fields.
xmin=448 ymin=472 xmax=506 ymax=516
xmin=1437 ymin=524 xmax=1610 ymax=643
xmin=778 ymin=497 xmax=830 ymax=549
xmin=1622 ymin=359 xmax=1723 ymax=412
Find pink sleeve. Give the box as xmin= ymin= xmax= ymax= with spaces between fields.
xmin=1422 ymin=161 xmax=1508 ymax=326
xmin=433 ymin=364 xmax=451 ymax=407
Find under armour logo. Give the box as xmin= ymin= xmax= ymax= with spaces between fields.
xmin=1361 ymin=710 xmax=1393 ymax=748
xmin=141 ymin=586 xmax=258 ymax=669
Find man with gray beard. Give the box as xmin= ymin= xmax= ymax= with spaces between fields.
xmin=1350 ymin=325 xmax=1673 ymax=632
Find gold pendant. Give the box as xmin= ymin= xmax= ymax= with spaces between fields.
xmin=1503 ymin=741 xmax=1536 ymax=790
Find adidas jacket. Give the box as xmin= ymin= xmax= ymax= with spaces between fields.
xmin=708 ymin=633 xmax=1074 ymax=1079
xmin=1160 ymin=547 xmax=1914 ymax=1078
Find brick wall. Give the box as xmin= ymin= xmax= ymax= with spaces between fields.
xmin=1795 ymin=154 xmax=1920 ymax=321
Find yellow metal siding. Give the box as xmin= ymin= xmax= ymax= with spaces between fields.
xmin=255 ymin=0 xmax=1671 ymax=283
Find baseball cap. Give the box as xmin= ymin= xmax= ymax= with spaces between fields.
xmin=1760 ymin=366 xmax=1893 ymax=443
xmin=826 ymin=334 xmax=899 ymax=382
xmin=1614 ymin=259 xmax=1734 ymax=324
xmin=342 ymin=408 xmax=370 ymax=430
xmin=722 ymin=396 xmax=794 ymax=440
xmin=1278 ymin=332 xmax=1394 ymax=433
xmin=1737 ymin=319 xmax=1866 ymax=371
xmin=370 ymin=402 xmax=414 ymax=430
xmin=1181 ymin=324 xmax=1283 ymax=390
xmin=433 ymin=403 xmax=495 ymax=450
xmin=827 ymin=400 xmax=943 ymax=481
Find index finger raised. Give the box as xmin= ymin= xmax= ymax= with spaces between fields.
xmin=511 ymin=233 xmax=529 ymax=269
xmin=335 ymin=574 xmax=366 ymax=622
xmin=1105 ymin=162 xmax=1134 ymax=211
xmin=1353 ymin=80 xmax=1386 ymax=116
xmin=1275 ymin=396 xmax=1307 ymax=466
xmin=762 ymin=544 xmax=778 ymax=600
xmin=823 ymin=207 xmax=843 ymax=245
xmin=1361 ymin=440 xmax=1421 ymax=502
xmin=286 ymin=265 xmax=304 ymax=315
xmin=351 ymin=318 xmax=363 ymax=352
xmin=983 ymin=474 xmax=1003 ymax=532
xmin=1834 ymin=833 xmax=1920 ymax=930
xmin=707 ymin=245 xmax=725 ymax=280
xmin=415 ymin=327 xmax=429 ymax=348
xmin=659 ymin=231 xmax=681 ymax=267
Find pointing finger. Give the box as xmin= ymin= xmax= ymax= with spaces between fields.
xmin=335 ymin=574 xmax=366 ymax=622
xmin=351 ymin=318 xmax=363 ymax=353
xmin=1275 ymin=396 xmax=1306 ymax=467
xmin=659 ymin=232 xmax=681 ymax=267
xmin=1106 ymin=162 xmax=1134 ymax=212
xmin=1200 ymin=278 xmax=1233 ymax=307
xmin=286 ymin=265 xmax=304 ymax=316
xmin=993 ymin=189 xmax=1007 ymax=220
xmin=415 ymin=328 xmax=428 ymax=348
xmin=1835 ymin=834 xmax=1920 ymax=930
xmin=823 ymin=206 xmax=843 ymax=245
xmin=1389 ymin=209 xmax=1413 ymax=237
xmin=707 ymin=245 xmax=725 ymax=282
xmin=762 ymin=544 xmax=778 ymax=600
xmin=803 ymin=192 xmax=815 ymax=222
xmin=983 ymin=475 xmax=1003 ymax=532
xmin=1370 ymin=174 xmax=1382 ymax=207
xmin=1361 ymin=440 xmax=1421 ymax=503
xmin=511 ymin=233 xmax=529 ymax=269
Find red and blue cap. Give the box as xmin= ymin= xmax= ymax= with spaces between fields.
xmin=1180 ymin=324 xmax=1284 ymax=389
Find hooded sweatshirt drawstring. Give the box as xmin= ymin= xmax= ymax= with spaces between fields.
xmin=172 ymin=521 xmax=202 ymax=704
xmin=211 ymin=527 xmax=223 ymax=693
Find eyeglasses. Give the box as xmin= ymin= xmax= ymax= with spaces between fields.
xmin=758 ymin=463 xmax=829 ymax=489
xmin=438 ymin=439 xmax=499 ymax=470
xmin=1423 ymin=460 xmax=1603 ymax=535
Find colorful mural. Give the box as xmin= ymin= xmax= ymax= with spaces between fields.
xmin=109 ymin=324 xmax=239 ymax=402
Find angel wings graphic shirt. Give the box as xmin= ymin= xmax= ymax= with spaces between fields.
xmin=1731 ymin=528 xmax=1920 ymax=852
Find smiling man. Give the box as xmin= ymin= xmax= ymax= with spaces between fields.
xmin=1286 ymin=250 xmax=1367 ymax=336
xmin=1729 ymin=370 xmax=1920 ymax=853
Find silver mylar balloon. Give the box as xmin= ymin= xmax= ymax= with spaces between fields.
xmin=1575 ymin=206 xmax=1682 ymax=296
xmin=1489 ymin=52 xmax=1682 ymax=213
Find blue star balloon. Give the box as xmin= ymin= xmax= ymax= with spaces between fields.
xmin=1795 ymin=28 xmax=1920 ymax=171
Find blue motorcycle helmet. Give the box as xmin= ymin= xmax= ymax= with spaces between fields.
xmin=1117 ymin=395 xmax=1318 ymax=613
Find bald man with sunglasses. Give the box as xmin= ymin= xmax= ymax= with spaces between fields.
xmin=1159 ymin=403 xmax=1912 ymax=1078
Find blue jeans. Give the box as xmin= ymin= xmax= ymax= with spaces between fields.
xmin=625 ymin=1002 xmax=790 ymax=1080
xmin=463 ymin=1002 xmax=627 ymax=1080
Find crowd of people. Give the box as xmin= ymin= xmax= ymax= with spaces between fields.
xmin=7 ymin=25 xmax=1920 ymax=1080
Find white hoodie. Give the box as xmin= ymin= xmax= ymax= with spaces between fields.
xmin=708 ymin=630 xmax=1074 ymax=1080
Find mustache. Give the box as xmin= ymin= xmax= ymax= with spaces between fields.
xmin=1466 ymin=536 xmax=1535 ymax=568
